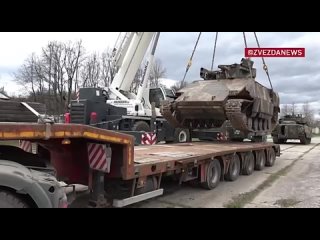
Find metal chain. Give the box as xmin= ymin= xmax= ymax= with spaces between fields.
xmin=253 ymin=32 xmax=273 ymax=90
xmin=181 ymin=32 xmax=202 ymax=85
xmin=211 ymin=32 xmax=219 ymax=70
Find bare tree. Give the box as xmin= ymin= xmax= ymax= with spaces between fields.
xmin=14 ymin=53 xmax=39 ymax=101
xmin=130 ymin=67 xmax=144 ymax=94
xmin=149 ymin=58 xmax=167 ymax=88
xmin=302 ymin=102 xmax=315 ymax=126
xmin=81 ymin=52 xmax=101 ymax=88
xmin=289 ymin=102 xmax=297 ymax=115
xmin=101 ymin=50 xmax=116 ymax=87
xmin=13 ymin=39 xmax=128 ymax=115
xmin=172 ymin=80 xmax=187 ymax=92
xmin=281 ymin=104 xmax=290 ymax=116
xmin=64 ymin=40 xmax=84 ymax=107
xmin=0 ymin=86 xmax=8 ymax=96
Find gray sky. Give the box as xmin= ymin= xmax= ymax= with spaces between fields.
xmin=0 ymin=32 xmax=319 ymax=116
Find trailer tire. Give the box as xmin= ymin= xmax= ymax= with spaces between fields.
xmin=266 ymin=148 xmax=276 ymax=167
xmin=174 ymin=129 xmax=190 ymax=143
xmin=254 ymin=151 xmax=266 ymax=171
xmin=242 ymin=152 xmax=255 ymax=175
xmin=0 ymin=190 xmax=30 ymax=208
xmin=135 ymin=176 xmax=158 ymax=195
xmin=201 ymin=159 xmax=221 ymax=190
xmin=225 ymin=154 xmax=240 ymax=181
xmin=132 ymin=121 xmax=150 ymax=132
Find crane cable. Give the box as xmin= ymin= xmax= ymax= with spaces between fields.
xmin=211 ymin=32 xmax=219 ymax=70
xmin=181 ymin=32 xmax=202 ymax=86
xmin=253 ymin=32 xmax=273 ymax=90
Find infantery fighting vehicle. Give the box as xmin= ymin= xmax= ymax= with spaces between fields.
xmin=271 ymin=114 xmax=312 ymax=144
xmin=161 ymin=58 xmax=280 ymax=139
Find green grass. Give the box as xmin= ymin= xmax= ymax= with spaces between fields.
xmin=274 ymin=198 xmax=300 ymax=208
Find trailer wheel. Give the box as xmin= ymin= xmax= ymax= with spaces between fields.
xmin=201 ymin=159 xmax=221 ymax=190
xmin=135 ymin=176 xmax=158 ymax=195
xmin=266 ymin=148 xmax=276 ymax=167
xmin=225 ymin=154 xmax=240 ymax=181
xmin=132 ymin=121 xmax=150 ymax=132
xmin=174 ymin=128 xmax=190 ymax=143
xmin=242 ymin=152 xmax=255 ymax=175
xmin=254 ymin=151 xmax=266 ymax=171
xmin=0 ymin=190 xmax=30 ymax=208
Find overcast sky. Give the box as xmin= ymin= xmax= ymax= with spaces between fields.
xmin=0 ymin=32 xmax=319 ymax=115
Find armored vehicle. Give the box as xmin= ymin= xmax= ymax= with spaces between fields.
xmin=161 ymin=58 xmax=280 ymax=137
xmin=272 ymin=114 xmax=312 ymax=144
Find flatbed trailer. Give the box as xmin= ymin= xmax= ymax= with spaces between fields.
xmin=0 ymin=122 xmax=280 ymax=208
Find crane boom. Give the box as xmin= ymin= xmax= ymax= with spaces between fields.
xmin=112 ymin=32 xmax=135 ymax=70
xmin=109 ymin=32 xmax=156 ymax=99
xmin=136 ymin=32 xmax=161 ymax=102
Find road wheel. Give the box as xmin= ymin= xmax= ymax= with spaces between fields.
xmin=173 ymin=128 xmax=190 ymax=143
xmin=225 ymin=154 xmax=240 ymax=181
xmin=254 ymin=150 xmax=266 ymax=171
xmin=132 ymin=121 xmax=150 ymax=132
xmin=306 ymin=138 xmax=311 ymax=144
xmin=0 ymin=190 xmax=30 ymax=208
xmin=201 ymin=159 xmax=221 ymax=190
xmin=301 ymin=135 xmax=311 ymax=145
xmin=266 ymin=148 xmax=276 ymax=167
xmin=242 ymin=152 xmax=255 ymax=175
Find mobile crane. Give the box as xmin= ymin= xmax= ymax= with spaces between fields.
xmin=70 ymin=32 xmax=190 ymax=144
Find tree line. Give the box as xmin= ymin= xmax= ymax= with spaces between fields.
xmin=281 ymin=102 xmax=316 ymax=127
xmin=10 ymin=40 xmax=167 ymax=115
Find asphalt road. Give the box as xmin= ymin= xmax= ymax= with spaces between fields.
xmin=133 ymin=137 xmax=320 ymax=208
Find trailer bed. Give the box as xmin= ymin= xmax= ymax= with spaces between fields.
xmin=134 ymin=142 xmax=279 ymax=165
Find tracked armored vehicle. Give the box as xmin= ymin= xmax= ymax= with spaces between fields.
xmin=161 ymin=58 xmax=280 ymax=136
xmin=271 ymin=114 xmax=312 ymax=144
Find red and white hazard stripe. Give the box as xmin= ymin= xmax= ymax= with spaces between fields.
xmin=217 ymin=132 xmax=228 ymax=141
xmin=87 ymin=143 xmax=111 ymax=173
xmin=141 ymin=132 xmax=157 ymax=145
xmin=19 ymin=140 xmax=32 ymax=153
xmin=76 ymin=91 xmax=80 ymax=102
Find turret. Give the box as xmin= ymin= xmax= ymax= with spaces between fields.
xmin=200 ymin=58 xmax=256 ymax=80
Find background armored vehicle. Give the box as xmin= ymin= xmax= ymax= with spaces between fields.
xmin=161 ymin=58 xmax=280 ymax=137
xmin=272 ymin=114 xmax=312 ymax=144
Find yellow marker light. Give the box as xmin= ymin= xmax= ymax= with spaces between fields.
xmin=62 ymin=138 xmax=71 ymax=145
